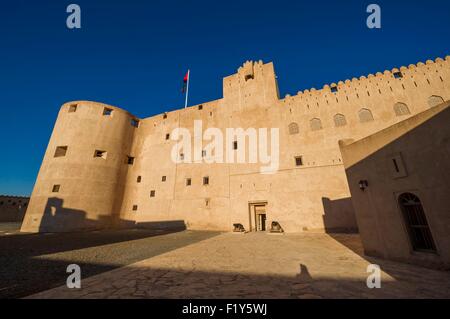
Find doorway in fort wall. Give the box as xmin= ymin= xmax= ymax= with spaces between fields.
xmin=248 ymin=201 xmax=268 ymax=232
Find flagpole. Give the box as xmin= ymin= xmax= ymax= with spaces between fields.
xmin=184 ymin=69 xmax=190 ymax=108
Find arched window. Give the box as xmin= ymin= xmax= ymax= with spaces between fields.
xmin=358 ymin=108 xmax=374 ymax=123
xmin=398 ymin=193 xmax=436 ymax=252
xmin=334 ymin=114 xmax=347 ymax=127
xmin=288 ymin=122 xmax=299 ymax=135
xmin=394 ymin=103 xmax=410 ymax=116
xmin=310 ymin=118 xmax=322 ymax=131
xmin=428 ymin=95 xmax=444 ymax=108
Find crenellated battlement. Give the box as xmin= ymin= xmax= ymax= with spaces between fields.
xmin=289 ymin=56 xmax=449 ymax=101
xmin=279 ymin=55 xmax=450 ymax=117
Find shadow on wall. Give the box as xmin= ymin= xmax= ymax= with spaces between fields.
xmin=39 ymin=197 xmax=112 ymax=233
xmin=38 ymin=197 xmax=186 ymax=233
xmin=321 ymin=197 xmax=358 ymax=234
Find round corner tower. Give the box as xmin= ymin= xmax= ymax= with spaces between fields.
xmin=21 ymin=101 xmax=139 ymax=232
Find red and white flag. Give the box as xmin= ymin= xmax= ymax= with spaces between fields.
xmin=182 ymin=70 xmax=190 ymax=108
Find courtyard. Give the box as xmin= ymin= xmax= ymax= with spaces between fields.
xmin=1 ymin=225 xmax=448 ymax=299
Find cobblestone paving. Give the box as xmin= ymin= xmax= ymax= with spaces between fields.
xmin=28 ymin=232 xmax=450 ymax=299
xmin=0 ymin=228 xmax=218 ymax=298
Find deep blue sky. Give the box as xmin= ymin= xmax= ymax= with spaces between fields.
xmin=1 ymin=0 xmax=449 ymax=196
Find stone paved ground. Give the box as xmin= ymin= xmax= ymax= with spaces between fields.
xmin=0 ymin=228 xmax=218 ymax=298
xmin=0 ymin=222 xmax=21 ymax=235
xmin=28 ymin=232 xmax=450 ymax=299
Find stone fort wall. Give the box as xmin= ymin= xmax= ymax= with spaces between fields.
xmin=0 ymin=195 xmax=29 ymax=222
xmin=21 ymin=56 xmax=450 ymax=233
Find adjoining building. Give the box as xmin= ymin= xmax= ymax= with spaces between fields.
xmin=0 ymin=195 xmax=29 ymax=222
xmin=340 ymin=101 xmax=450 ymax=269
xmin=21 ymin=58 xmax=449 ymax=242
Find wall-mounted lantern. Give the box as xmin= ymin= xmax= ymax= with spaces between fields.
xmin=359 ymin=180 xmax=369 ymax=191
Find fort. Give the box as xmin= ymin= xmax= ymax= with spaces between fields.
xmin=20 ymin=56 xmax=450 ymax=268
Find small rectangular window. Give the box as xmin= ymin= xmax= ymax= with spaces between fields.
xmin=331 ymin=86 xmax=338 ymax=93
xmin=52 ymin=185 xmax=60 ymax=193
xmin=54 ymin=146 xmax=68 ymax=158
xmin=392 ymin=159 xmax=400 ymax=173
xmin=103 ymin=107 xmax=113 ymax=116
xmin=94 ymin=150 xmax=107 ymax=159
xmin=393 ymin=72 xmax=403 ymax=79
xmin=203 ymin=176 xmax=209 ymax=185
xmin=127 ymin=156 xmax=135 ymax=165
xmin=132 ymin=205 xmax=138 ymax=211
xmin=162 ymin=176 xmax=166 ymax=182
xmin=68 ymin=104 xmax=77 ymax=113
xmin=150 ymin=190 xmax=156 ymax=197
xmin=180 ymin=153 xmax=184 ymax=161
xmin=137 ymin=176 xmax=142 ymax=183
xmin=233 ymin=141 xmax=238 ymax=150
xmin=202 ymin=150 xmax=207 ymax=157
xmin=186 ymin=178 xmax=192 ymax=186
xmin=163 ymin=113 xmax=168 ymax=119
xmin=131 ymin=118 xmax=140 ymax=128
xmin=295 ymin=156 xmax=303 ymax=167
xmin=389 ymin=153 xmax=407 ymax=179
xmin=165 ymin=133 xmax=170 ymax=140
xmin=198 ymin=104 xmax=203 ymax=110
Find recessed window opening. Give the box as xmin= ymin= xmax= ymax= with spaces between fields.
xmin=162 ymin=176 xmax=166 ymax=182
xmin=203 ymin=176 xmax=209 ymax=185
xmin=127 ymin=156 xmax=135 ymax=165
xmin=198 ymin=105 xmax=203 ymax=110
xmin=334 ymin=114 xmax=347 ymax=127
xmin=186 ymin=178 xmax=192 ymax=186
xmin=103 ymin=108 xmax=113 ymax=116
xmin=233 ymin=141 xmax=238 ymax=150
xmin=68 ymin=104 xmax=77 ymax=113
xmin=295 ymin=156 xmax=303 ymax=167
xmin=150 ymin=190 xmax=156 ymax=197
xmin=331 ymin=86 xmax=338 ymax=93
xmin=137 ymin=176 xmax=142 ymax=183
xmin=94 ymin=150 xmax=107 ymax=159
xmin=392 ymin=159 xmax=400 ymax=173
xmin=132 ymin=205 xmax=138 ymax=211
xmin=166 ymin=133 xmax=170 ymax=140
xmin=394 ymin=72 xmax=403 ymax=79
xmin=54 ymin=146 xmax=68 ymax=158
xmin=52 ymin=185 xmax=60 ymax=193
xmin=131 ymin=118 xmax=140 ymax=128
xmin=288 ymin=122 xmax=299 ymax=135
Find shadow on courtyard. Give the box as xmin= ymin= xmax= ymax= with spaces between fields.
xmin=0 ymin=198 xmax=220 ymax=299
xmin=27 ymin=262 xmax=450 ymax=299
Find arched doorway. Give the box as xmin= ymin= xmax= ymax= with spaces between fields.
xmin=398 ymin=193 xmax=436 ymax=252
